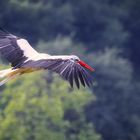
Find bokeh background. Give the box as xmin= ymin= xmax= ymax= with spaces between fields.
xmin=0 ymin=0 xmax=140 ymax=140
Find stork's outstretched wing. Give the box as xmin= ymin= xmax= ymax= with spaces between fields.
xmin=0 ymin=28 xmax=39 ymax=68
xmin=20 ymin=59 xmax=93 ymax=88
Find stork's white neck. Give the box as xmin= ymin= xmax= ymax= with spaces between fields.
xmin=47 ymin=55 xmax=76 ymax=60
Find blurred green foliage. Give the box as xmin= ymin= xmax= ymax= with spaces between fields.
xmin=0 ymin=71 xmax=100 ymax=140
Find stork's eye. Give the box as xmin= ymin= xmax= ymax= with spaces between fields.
xmin=70 ymin=57 xmax=79 ymax=62
xmin=75 ymin=59 xmax=79 ymax=61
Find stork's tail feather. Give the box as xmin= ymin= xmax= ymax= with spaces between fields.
xmin=0 ymin=68 xmax=19 ymax=86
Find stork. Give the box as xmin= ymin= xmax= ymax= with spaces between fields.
xmin=0 ymin=28 xmax=94 ymax=88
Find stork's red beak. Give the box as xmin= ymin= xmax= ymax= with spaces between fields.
xmin=78 ymin=60 xmax=95 ymax=72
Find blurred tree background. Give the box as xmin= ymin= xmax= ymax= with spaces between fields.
xmin=0 ymin=0 xmax=140 ymax=140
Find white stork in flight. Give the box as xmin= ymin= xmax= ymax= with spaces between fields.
xmin=0 ymin=28 xmax=94 ymax=88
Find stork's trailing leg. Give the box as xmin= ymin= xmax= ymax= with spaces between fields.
xmin=0 ymin=68 xmax=19 ymax=86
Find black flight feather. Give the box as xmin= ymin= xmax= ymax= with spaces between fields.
xmin=74 ymin=66 xmax=80 ymax=89
xmin=77 ymin=67 xmax=86 ymax=87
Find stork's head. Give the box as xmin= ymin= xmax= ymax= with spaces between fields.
xmin=70 ymin=55 xmax=95 ymax=72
